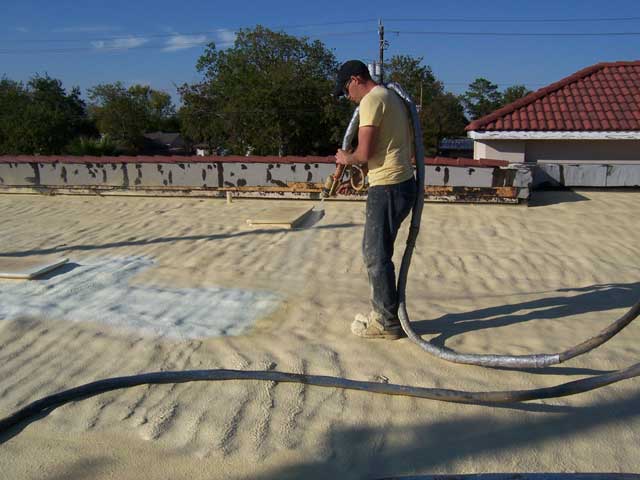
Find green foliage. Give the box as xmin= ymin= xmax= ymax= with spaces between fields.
xmin=0 ymin=75 xmax=92 ymax=155
xmin=385 ymin=55 xmax=468 ymax=156
xmin=386 ymin=55 xmax=443 ymax=106
xmin=460 ymin=78 xmax=503 ymax=120
xmin=65 ymin=135 xmax=119 ymax=156
xmin=423 ymin=93 xmax=469 ymax=156
xmin=181 ymin=25 xmax=351 ymax=156
xmin=461 ymin=80 xmax=533 ymax=121
xmin=128 ymin=85 xmax=176 ymax=131
xmin=501 ymin=84 xmax=532 ymax=106
xmin=178 ymin=82 xmax=226 ymax=153
xmin=0 ymin=46 xmax=529 ymax=159
xmin=88 ymin=82 xmax=176 ymax=153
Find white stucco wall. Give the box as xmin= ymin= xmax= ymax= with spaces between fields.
xmin=525 ymin=140 xmax=640 ymax=164
xmin=473 ymin=140 xmax=525 ymax=163
xmin=471 ymin=134 xmax=640 ymax=165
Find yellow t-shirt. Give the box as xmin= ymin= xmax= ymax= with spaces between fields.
xmin=359 ymin=85 xmax=414 ymax=186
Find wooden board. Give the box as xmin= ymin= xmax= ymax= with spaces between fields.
xmin=0 ymin=257 xmax=69 ymax=280
xmin=246 ymin=206 xmax=316 ymax=229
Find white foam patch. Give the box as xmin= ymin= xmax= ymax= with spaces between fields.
xmin=0 ymin=256 xmax=280 ymax=340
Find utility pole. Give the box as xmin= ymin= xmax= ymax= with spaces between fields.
xmin=378 ymin=19 xmax=385 ymax=84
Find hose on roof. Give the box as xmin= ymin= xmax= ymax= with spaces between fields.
xmin=1 ymin=83 xmax=639 ymax=438
xmin=2 ymin=361 xmax=640 ymax=434
xmin=383 ymin=82 xmax=640 ymax=369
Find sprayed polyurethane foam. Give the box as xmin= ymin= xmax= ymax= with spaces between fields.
xmin=0 ymin=256 xmax=280 ymax=339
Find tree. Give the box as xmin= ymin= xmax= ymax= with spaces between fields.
xmin=0 ymin=75 xmax=91 ymax=155
xmin=128 ymin=85 xmax=177 ymax=131
xmin=461 ymin=78 xmax=503 ymax=120
xmin=88 ymin=82 xmax=176 ymax=152
xmin=423 ymin=93 xmax=468 ymax=156
xmin=0 ymin=79 xmax=30 ymax=154
xmin=501 ymin=84 xmax=532 ymax=106
xmin=180 ymin=25 xmax=350 ymax=156
xmin=385 ymin=55 xmax=443 ymax=108
xmin=65 ymin=135 xmax=118 ymax=156
xmin=178 ymin=82 xmax=228 ymax=154
xmin=385 ymin=55 xmax=468 ymax=155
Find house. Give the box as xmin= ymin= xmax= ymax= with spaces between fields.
xmin=143 ymin=132 xmax=189 ymax=155
xmin=466 ymin=61 xmax=640 ymax=187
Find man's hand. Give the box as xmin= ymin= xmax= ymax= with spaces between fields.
xmin=335 ymin=149 xmax=351 ymax=165
xmin=335 ymin=125 xmax=378 ymax=166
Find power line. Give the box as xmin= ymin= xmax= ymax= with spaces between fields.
xmin=6 ymin=30 xmax=228 ymax=44
xmin=2 ymin=21 xmax=378 ymax=44
xmin=8 ymin=13 xmax=640 ymax=45
xmin=0 ymin=32 xmax=377 ymax=55
xmin=6 ymin=15 xmax=640 ymax=44
xmin=390 ymin=30 xmax=640 ymax=37
xmin=0 ymin=43 xmax=212 ymax=55
xmin=386 ymin=15 xmax=640 ymax=23
xmin=3 ymin=26 xmax=640 ymax=56
xmin=270 ymin=19 xmax=377 ymax=30
xmin=443 ymin=82 xmax=546 ymax=87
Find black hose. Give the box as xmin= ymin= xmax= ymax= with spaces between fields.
xmin=2 ymin=361 xmax=640 ymax=435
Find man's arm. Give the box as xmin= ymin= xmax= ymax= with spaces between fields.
xmin=335 ymin=126 xmax=378 ymax=165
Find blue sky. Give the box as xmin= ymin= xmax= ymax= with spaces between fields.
xmin=2 ymin=0 xmax=639 ymax=105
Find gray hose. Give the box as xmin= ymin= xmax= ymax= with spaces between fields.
xmin=345 ymin=83 xmax=640 ymax=369
xmin=342 ymin=106 xmax=360 ymax=151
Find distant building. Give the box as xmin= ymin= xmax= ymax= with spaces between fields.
xmin=437 ymin=138 xmax=474 ymax=158
xmin=143 ymin=132 xmax=189 ymax=155
xmin=465 ymin=61 xmax=640 ymax=187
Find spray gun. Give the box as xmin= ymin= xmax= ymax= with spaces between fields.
xmin=321 ymin=163 xmax=368 ymax=197
xmin=321 ymin=106 xmax=368 ymax=198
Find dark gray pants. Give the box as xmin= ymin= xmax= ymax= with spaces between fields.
xmin=362 ymin=177 xmax=416 ymax=325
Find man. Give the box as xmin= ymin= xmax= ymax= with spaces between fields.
xmin=333 ymin=60 xmax=416 ymax=340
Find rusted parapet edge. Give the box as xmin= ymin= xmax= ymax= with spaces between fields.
xmin=428 ymin=186 xmax=519 ymax=198
xmin=0 ymin=155 xmax=508 ymax=168
xmin=0 ymin=155 xmax=335 ymax=165
xmin=426 ymin=195 xmax=520 ymax=204
xmin=0 ymin=185 xmax=524 ymax=204
xmin=425 ymin=186 xmax=522 ymax=204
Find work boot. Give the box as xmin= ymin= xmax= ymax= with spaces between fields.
xmin=351 ymin=311 xmax=405 ymax=340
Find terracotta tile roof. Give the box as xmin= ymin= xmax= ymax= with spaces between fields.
xmin=466 ymin=61 xmax=640 ymax=132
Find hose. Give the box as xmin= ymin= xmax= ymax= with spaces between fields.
xmin=1 ymin=83 xmax=639 ymax=437
xmin=349 ymin=165 xmax=366 ymax=192
xmin=384 ymin=82 xmax=640 ymax=369
xmin=2 ymin=361 xmax=640 ymax=434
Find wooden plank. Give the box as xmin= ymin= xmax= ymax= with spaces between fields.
xmin=246 ymin=206 xmax=315 ymax=229
xmin=0 ymin=257 xmax=69 ymax=280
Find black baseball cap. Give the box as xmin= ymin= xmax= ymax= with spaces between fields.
xmin=333 ymin=60 xmax=370 ymax=98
